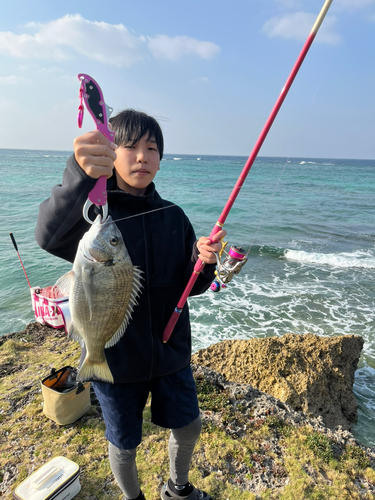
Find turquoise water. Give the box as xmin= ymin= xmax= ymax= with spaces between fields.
xmin=1 ymin=149 xmax=375 ymax=448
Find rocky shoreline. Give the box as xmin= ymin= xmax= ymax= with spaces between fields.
xmin=1 ymin=323 xmax=375 ymax=499
xmin=192 ymin=363 xmax=375 ymax=496
xmin=192 ymin=333 xmax=364 ymax=431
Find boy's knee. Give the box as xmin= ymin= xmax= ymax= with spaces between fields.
xmin=187 ymin=415 xmax=202 ymax=437
xmin=171 ymin=415 xmax=202 ymax=444
xmin=109 ymin=441 xmax=137 ymax=464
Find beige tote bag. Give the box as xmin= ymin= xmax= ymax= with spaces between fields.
xmin=41 ymin=366 xmax=91 ymax=425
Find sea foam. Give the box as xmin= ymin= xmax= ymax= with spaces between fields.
xmin=285 ymin=249 xmax=375 ymax=269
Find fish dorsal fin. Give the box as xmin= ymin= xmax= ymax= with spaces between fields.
xmin=105 ymin=266 xmax=143 ymax=349
xmin=54 ymin=270 xmax=74 ymax=296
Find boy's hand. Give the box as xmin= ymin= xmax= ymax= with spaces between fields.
xmin=73 ymin=130 xmax=118 ymax=179
xmin=196 ymin=230 xmax=227 ymax=265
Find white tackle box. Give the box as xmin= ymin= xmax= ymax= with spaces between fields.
xmin=13 ymin=456 xmax=81 ymax=500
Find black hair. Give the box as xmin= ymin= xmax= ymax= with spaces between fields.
xmin=109 ymin=109 xmax=164 ymax=160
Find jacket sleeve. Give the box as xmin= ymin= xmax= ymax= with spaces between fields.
xmin=35 ymin=155 xmax=97 ymax=263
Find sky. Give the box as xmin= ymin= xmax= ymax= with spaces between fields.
xmin=0 ymin=0 xmax=374 ymax=159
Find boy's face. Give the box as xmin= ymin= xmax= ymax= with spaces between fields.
xmin=114 ymin=135 xmax=160 ymax=195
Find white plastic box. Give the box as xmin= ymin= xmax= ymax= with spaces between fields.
xmin=13 ymin=456 xmax=80 ymax=500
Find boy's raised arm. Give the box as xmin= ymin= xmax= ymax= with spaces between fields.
xmin=35 ymin=131 xmax=116 ymax=262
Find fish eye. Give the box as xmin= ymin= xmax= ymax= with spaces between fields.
xmin=110 ymin=236 xmax=119 ymax=246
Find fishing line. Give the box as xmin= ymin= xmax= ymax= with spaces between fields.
xmin=111 ymin=67 xmax=330 ymax=247
xmin=112 ymin=204 xmax=177 ymax=223
xmin=244 ymin=59 xmax=333 ymax=258
xmin=208 ymin=52 xmax=335 ymax=294
xmin=113 ymin=62 xmax=331 ymax=256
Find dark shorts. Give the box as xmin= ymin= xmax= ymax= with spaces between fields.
xmin=92 ymin=365 xmax=199 ymax=450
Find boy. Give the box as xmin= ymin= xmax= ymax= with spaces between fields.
xmin=35 ymin=109 xmax=225 ymax=500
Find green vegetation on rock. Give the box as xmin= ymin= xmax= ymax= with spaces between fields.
xmin=0 ymin=324 xmax=374 ymax=500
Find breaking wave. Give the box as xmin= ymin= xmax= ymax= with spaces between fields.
xmin=285 ymin=249 xmax=375 ymax=269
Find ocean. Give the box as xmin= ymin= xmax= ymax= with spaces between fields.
xmin=1 ymin=149 xmax=374 ymax=448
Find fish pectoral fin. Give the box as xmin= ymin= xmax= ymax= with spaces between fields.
xmin=54 ymin=270 xmax=74 ymax=296
xmin=77 ymin=355 xmax=114 ymax=383
xmin=82 ymin=266 xmax=95 ymax=320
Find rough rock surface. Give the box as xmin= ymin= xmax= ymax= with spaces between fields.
xmin=1 ymin=324 xmax=374 ymax=499
xmin=191 ymin=363 xmax=375 ymax=497
xmin=191 ymin=333 xmax=363 ymax=430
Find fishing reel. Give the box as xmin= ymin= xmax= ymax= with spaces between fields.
xmin=210 ymin=242 xmax=248 ymax=292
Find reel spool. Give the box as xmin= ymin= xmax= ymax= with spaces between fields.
xmin=210 ymin=244 xmax=248 ymax=292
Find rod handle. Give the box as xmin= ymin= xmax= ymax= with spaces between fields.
xmin=162 ymin=309 xmax=183 ymax=343
xmin=9 ymin=232 xmax=18 ymax=252
xmin=162 ymin=259 xmax=205 ymax=342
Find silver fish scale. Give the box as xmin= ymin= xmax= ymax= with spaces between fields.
xmin=72 ymin=263 xmax=139 ymax=341
xmin=71 ymin=262 xmax=142 ymax=383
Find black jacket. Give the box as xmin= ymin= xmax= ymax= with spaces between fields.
xmin=35 ymin=155 xmax=216 ymax=383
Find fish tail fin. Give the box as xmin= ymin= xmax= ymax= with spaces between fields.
xmin=77 ymin=357 xmax=114 ymax=384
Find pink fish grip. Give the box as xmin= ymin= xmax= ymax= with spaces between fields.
xmin=78 ymin=73 xmax=115 ymax=221
xmin=87 ymin=121 xmax=114 ymax=206
xmin=87 ymin=176 xmax=107 ymax=206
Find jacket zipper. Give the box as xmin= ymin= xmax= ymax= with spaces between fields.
xmin=142 ymin=213 xmax=155 ymax=380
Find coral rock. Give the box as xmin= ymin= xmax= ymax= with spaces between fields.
xmin=191 ymin=333 xmax=363 ymax=430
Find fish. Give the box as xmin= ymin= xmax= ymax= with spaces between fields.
xmin=55 ymin=215 xmax=142 ymax=383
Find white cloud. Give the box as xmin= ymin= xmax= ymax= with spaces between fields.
xmin=0 ymin=15 xmax=220 ymax=67
xmin=262 ymin=12 xmax=342 ymax=45
xmin=0 ymin=15 xmax=145 ymax=67
xmin=0 ymin=31 xmax=69 ymax=60
xmin=0 ymin=75 xmax=28 ymax=85
xmin=147 ymin=35 xmax=220 ymax=60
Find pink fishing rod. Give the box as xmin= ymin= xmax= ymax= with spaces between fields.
xmin=162 ymin=0 xmax=333 ymax=342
